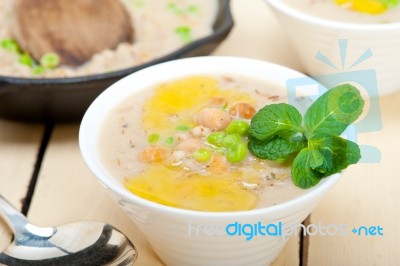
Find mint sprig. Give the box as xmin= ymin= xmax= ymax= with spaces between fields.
xmin=304 ymin=84 xmax=364 ymax=137
xmin=248 ymin=103 xmax=303 ymax=141
xmin=248 ymin=84 xmax=364 ymax=189
xmin=248 ymin=134 xmax=306 ymax=162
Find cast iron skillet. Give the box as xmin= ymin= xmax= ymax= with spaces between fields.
xmin=0 ymin=0 xmax=233 ymax=122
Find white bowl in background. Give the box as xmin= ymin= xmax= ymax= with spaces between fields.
xmin=79 ymin=56 xmax=341 ymax=266
xmin=265 ymin=0 xmax=400 ymax=96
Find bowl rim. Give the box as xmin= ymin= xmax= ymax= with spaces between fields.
xmin=0 ymin=0 xmax=233 ymax=85
xmin=265 ymin=0 xmax=400 ymax=31
xmin=79 ymin=56 xmax=342 ymax=218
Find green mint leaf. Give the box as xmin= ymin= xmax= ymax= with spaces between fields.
xmin=292 ymin=148 xmax=324 ymax=189
xmin=249 ymin=103 xmax=303 ymax=141
xmin=304 ymin=84 xmax=364 ymax=137
xmin=308 ymin=149 xmax=325 ymax=169
xmin=248 ymin=134 xmax=306 ymax=162
xmin=310 ymin=134 xmax=361 ymax=175
xmin=248 ymin=83 xmax=363 ymax=189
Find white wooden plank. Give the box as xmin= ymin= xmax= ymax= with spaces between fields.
xmin=0 ymin=120 xmax=44 ymax=252
xmin=307 ymin=93 xmax=400 ymax=265
xmin=272 ymin=234 xmax=300 ymax=266
xmin=28 ymin=125 xmax=164 ymax=266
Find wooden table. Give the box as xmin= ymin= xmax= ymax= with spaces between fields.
xmin=1 ymin=0 xmax=399 ymax=265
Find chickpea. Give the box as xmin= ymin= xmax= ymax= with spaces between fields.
xmin=175 ymin=132 xmax=189 ymax=142
xmin=196 ymin=108 xmax=231 ymax=131
xmin=190 ymin=126 xmax=211 ymax=138
xmin=139 ymin=146 xmax=170 ymax=163
xmin=229 ymin=102 xmax=256 ymax=119
xmin=209 ymin=154 xmax=229 ymax=175
xmin=168 ymin=150 xmax=186 ymax=165
xmin=174 ymin=138 xmax=203 ymax=152
xmin=208 ymin=97 xmax=228 ymax=108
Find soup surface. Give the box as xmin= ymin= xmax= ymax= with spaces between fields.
xmin=99 ymin=75 xmax=309 ymax=212
xmin=0 ymin=0 xmax=216 ymax=78
xmin=283 ymin=0 xmax=400 ymax=24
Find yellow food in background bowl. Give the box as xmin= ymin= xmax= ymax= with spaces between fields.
xmin=335 ymin=0 xmax=387 ymax=14
xmin=266 ymin=0 xmax=400 ymax=95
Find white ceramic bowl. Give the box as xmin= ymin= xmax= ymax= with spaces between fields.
xmin=265 ymin=0 xmax=400 ymax=96
xmin=79 ymin=56 xmax=341 ymax=266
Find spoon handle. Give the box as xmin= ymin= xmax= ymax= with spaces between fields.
xmin=0 ymin=194 xmax=29 ymax=236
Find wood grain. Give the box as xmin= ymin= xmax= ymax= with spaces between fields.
xmin=306 ymin=92 xmax=400 ymax=266
xmin=12 ymin=0 xmax=134 ymax=66
xmin=272 ymin=235 xmax=301 ymax=266
xmin=0 ymin=120 xmax=44 ymax=252
xmin=25 ymin=1 xmax=303 ymax=265
xmin=3 ymin=0 xmax=397 ymax=265
xmin=27 ymin=125 xmax=163 ymax=266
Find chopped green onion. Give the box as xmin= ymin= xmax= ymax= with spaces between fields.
xmin=175 ymin=124 xmax=191 ymax=131
xmin=167 ymin=2 xmax=177 ymax=10
xmin=167 ymin=3 xmax=199 ymax=15
xmin=133 ymin=0 xmax=144 ymax=8
xmin=40 ymin=53 xmax=60 ymax=69
xmin=175 ymin=26 xmax=192 ymax=43
xmin=187 ymin=5 xmax=199 ymax=13
xmin=32 ymin=65 xmax=46 ymax=75
xmin=1 ymin=39 xmax=21 ymax=54
xmin=18 ymin=53 xmax=35 ymax=67
xmin=165 ymin=136 xmax=175 ymax=146
xmin=148 ymin=133 xmax=160 ymax=144
xmin=167 ymin=2 xmax=181 ymax=14
xmin=382 ymin=0 xmax=400 ymax=8
xmin=193 ymin=148 xmax=212 ymax=163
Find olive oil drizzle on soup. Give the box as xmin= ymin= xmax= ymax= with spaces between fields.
xmin=99 ymin=76 xmax=308 ymax=212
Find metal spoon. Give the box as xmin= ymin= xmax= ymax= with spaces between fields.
xmin=0 ymin=195 xmax=137 ymax=265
